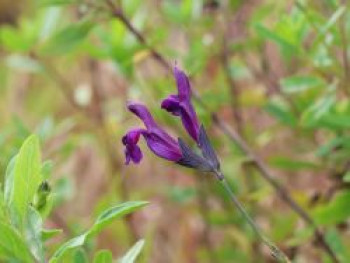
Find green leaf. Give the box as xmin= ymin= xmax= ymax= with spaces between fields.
xmin=315 ymin=137 xmax=350 ymax=157
xmin=93 ymin=250 xmax=113 ymax=263
xmin=325 ymin=228 xmax=349 ymax=262
xmin=88 ymin=201 xmax=149 ymax=236
xmin=268 ymin=156 xmax=319 ymax=171
xmin=0 ymin=222 xmax=34 ymax=262
xmin=313 ymin=191 xmax=350 ymax=225
xmin=50 ymin=234 xmax=87 ymax=263
xmin=265 ymin=98 xmax=296 ymax=126
xmin=50 ymin=201 xmax=148 ymax=262
xmin=40 ymin=21 xmax=93 ymax=55
xmin=25 ymin=207 xmax=44 ymax=262
xmin=9 ymin=135 xmax=42 ymax=230
xmin=280 ymin=76 xmax=325 ymax=93
xmin=255 ymin=23 xmax=296 ymax=50
xmin=4 ymin=155 xmax=17 ymax=205
xmin=41 ymin=161 xmax=54 ymax=180
xmin=300 ymin=95 xmax=335 ymax=127
xmin=0 ymin=26 xmax=34 ymax=52
xmin=73 ymin=249 xmax=88 ymax=263
xmin=318 ymin=114 xmax=350 ymax=130
xmin=38 ymin=0 xmax=76 ymax=6
xmin=120 ymin=239 xmax=145 ymax=263
xmin=0 ymin=187 xmax=6 ymax=222
xmin=42 ymin=228 xmax=63 ymax=242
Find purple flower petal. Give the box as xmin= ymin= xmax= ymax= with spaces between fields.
xmin=123 ymin=102 xmax=182 ymax=164
xmin=161 ymin=66 xmax=200 ymax=142
xmin=127 ymin=102 xmax=157 ymax=130
xmin=161 ymin=95 xmax=181 ymax=116
xmin=122 ymin=129 xmax=144 ymax=164
xmin=174 ymin=66 xmax=191 ymax=100
xmin=143 ymin=131 xmax=182 ymax=161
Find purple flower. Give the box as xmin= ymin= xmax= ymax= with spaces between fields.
xmin=161 ymin=66 xmax=200 ymax=142
xmin=122 ymin=102 xmax=182 ymax=164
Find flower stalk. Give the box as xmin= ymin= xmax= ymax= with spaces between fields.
xmin=213 ymin=170 xmax=290 ymax=263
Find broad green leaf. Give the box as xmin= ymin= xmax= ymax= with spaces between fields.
xmin=42 ymin=228 xmax=63 ymax=242
xmin=313 ymin=191 xmax=350 ymax=225
xmin=0 ymin=26 xmax=34 ymax=52
xmin=25 ymin=207 xmax=44 ymax=262
xmin=73 ymin=249 xmax=88 ymax=263
xmin=4 ymin=155 xmax=17 ymax=205
xmin=0 ymin=222 xmax=34 ymax=263
xmin=265 ymin=103 xmax=297 ymax=126
xmin=120 ymin=239 xmax=145 ymax=263
xmin=280 ymin=75 xmax=325 ymax=93
xmin=41 ymin=161 xmax=54 ymax=180
xmin=122 ymin=0 xmax=143 ymax=17
xmin=255 ymin=22 xmax=298 ymax=56
xmin=0 ymin=186 xmax=6 ymax=222
xmin=50 ymin=201 xmax=148 ymax=262
xmin=38 ymin=0 xmax=76 ymax=6
xmin=318 ymin=114 xmax=350 ymax=130
xmin=50 ymin=234 xmax=87 ymax=263
xmin=325 ymin=228 xmax=349 ymax=262
xmin=40 ymin=21 xmax=93 ymax=55
xmin=315 ymin=137 xmax=350 ymax=157
xmin=93 ymin=250 xmax=113 ymax=263
xmin=10 ymin=135 xmax=42 ymax=230
xmin=268 ymin=156 xmax=319 ymax=171
xmin=265 ymin=99 xmax=297 ymax=126
xmin=88 ymin=201 xmax=149 ymax=236
xmin=300 ymin=95 xmax=335 ymax=127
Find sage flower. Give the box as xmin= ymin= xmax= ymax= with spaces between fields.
xmin=123 ymin=66 xmax=219 ymax=173
xmin=122 ymin=102 xmax=182 ymax=164
xmin=161 ymin=66 xmax=200 ymax=142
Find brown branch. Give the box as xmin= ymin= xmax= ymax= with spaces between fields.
xmin=108 ymin=5 xmax=339 ymax=262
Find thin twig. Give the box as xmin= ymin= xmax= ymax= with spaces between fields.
xmin=196 ymin=176 xmax=218 ymax=263
xmin=214 ymin=171 xmax=290 ymax=263
xmin=106 ymin=5 xmax=339 ymax=262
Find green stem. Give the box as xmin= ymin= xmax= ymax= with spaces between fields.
xmin=214 ymin=171 xmax=290 ymax=263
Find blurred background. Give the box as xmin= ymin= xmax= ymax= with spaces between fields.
xmin=1 ymin=0 xmax=350 ymax=262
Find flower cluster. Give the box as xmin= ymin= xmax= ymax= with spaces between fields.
xmin=122 ymin=66 xmax=220 ymax=174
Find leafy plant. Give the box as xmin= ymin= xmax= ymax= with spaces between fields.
xmin=0 ymin=135 xmax=148 ymax=262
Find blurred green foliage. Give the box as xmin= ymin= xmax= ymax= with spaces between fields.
xmin=1 ymin=0 xmax=350 ymax=262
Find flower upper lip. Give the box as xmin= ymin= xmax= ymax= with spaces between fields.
xmin=161 ymin=66 xmax=200 ymax=142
